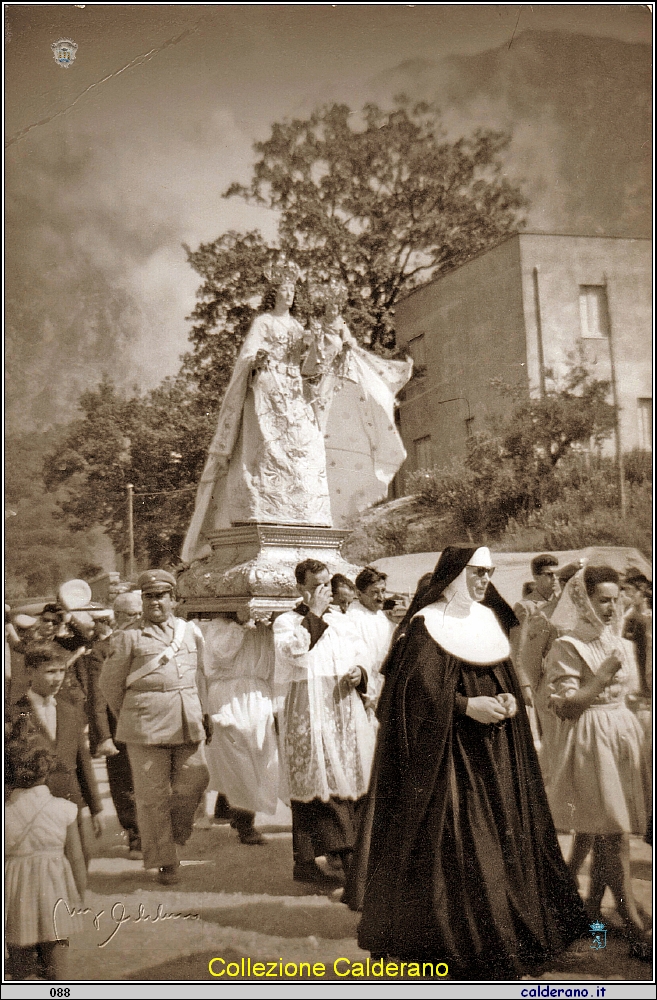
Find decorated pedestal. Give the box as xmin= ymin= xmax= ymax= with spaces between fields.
xmin=176 ymin=522 xmax=360 ymax=623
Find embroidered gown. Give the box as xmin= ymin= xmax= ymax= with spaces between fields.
xmin=184 ymin=311 xmax=331 ymax=560
xmin=182 ymin=311 xmax=412 ymax=563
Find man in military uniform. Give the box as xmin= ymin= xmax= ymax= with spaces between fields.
xmin=100 ymin=570 xmax=210 ymax=885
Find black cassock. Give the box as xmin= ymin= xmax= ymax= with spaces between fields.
xmin=357 ymin=616 xmax=588 ymax=978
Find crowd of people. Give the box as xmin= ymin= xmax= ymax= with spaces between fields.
xmin=4 ymin=551 xmax=652 ymax=980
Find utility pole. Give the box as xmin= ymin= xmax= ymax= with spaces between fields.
xmin=604 ymin=276 xmax=626 ymax=519
xmin=126 ymin=484 xmax=135 ymax=582
xmin=532 ymin=266 xmax=547 ymax=398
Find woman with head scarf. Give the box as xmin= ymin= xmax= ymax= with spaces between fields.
xmin=357 ymin=545 xmax=587 ymax=978
xmin=544 ymin=566 xmax=650 ymax=950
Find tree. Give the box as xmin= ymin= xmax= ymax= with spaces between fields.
xmin=44 ymin=99 xmax=527 ymax=564
xmin=409 ymin=365 xmax=618 ymax=540
xmin=181 ymin=230 xmax=274 ymax=406
xmin=43 ymin=375 xmax=215 ymax=566
xmin=5 ymin=429 xmax=101 ymax=599
xmin=186 ymin=100 xmax=526 ymax=378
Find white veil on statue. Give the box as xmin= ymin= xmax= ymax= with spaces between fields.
xmin=322 ymin=342 xmax=412 ymax=525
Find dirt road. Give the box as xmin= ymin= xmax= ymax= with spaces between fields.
xmin=56 ymin=762 xmax=653 ymax=982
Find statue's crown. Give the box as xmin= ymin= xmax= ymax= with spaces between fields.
xmin=263 ymin=254 xmax=301 ymax=285
xmin=308 ymin=277 xmax=348 ymax=307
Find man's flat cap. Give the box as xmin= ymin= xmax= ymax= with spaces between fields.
xmin=113 ymin=591 xmax=143 ymax=615
xmin=137 ymin=569 xmax=177 ymax=594
xmin=58 ymin=578 xmax=93 ymax=611
xmin=14 ymin=614 xmax=38 ymax=630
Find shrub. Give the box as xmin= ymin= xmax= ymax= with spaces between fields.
xmin=624 ymin=447 xmax=652 ymax=485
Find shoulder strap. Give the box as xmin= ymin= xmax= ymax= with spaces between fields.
xmin=7 ymin=798 xmax=53 ymax=854
xmin=125 ymin=619 xmax=189 ymax=689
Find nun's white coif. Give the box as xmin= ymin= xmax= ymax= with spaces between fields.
xmin=414 ymin=547 xmax=511 ymax=664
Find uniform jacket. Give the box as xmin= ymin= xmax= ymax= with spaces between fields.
xmin=11 ymin=694 xmax=103 ymax=815
xmin=100 ymin=616 xmax=206 ymax=745
xmin=512 ymin=591 xmax=559 ymax=691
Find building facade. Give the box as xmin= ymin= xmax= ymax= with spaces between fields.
xmin=394 ymin=233 xmax=652 ymax=481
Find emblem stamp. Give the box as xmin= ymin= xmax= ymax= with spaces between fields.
xmin=51 ymin=38 xmax=78 ymax=68
xmin=589 ymin=920 xmax=607 ymax=950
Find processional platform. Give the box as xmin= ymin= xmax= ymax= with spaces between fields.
xmin=176 ymin=522 xmax=359 ymax=623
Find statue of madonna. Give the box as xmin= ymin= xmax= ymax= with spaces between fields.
xmin=183 ymin=256 xmax=331 ymax=562
xmin=182 ymin=262 xmax=413 ymax=564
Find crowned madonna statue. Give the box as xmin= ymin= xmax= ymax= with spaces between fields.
xmin=178 ymin=257 xmax=412 ymax=620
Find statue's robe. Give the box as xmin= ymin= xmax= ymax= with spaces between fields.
xmin=182 ymin=312 xmax=412 ymax=564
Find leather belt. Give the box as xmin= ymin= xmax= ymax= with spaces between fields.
xmin=131 ymin=683 xmax=196 ymax=693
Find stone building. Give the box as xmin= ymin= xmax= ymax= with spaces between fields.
xmin=394 ymin=233 xmax=652 ymax=482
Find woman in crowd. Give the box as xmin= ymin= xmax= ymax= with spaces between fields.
xmin=358 ymin=545 xmax=587 ymax=978
xmin=544 ymin=566 xmax=650 ymax=951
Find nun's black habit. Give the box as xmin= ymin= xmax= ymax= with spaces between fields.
xmin=357 ymin=546 xmax=587 ymax=978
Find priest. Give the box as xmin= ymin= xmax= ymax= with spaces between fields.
xmin=346 ymin=566 xmax=395 ymax=714
xmin=273 ymin=559 xmax=375 ymax=885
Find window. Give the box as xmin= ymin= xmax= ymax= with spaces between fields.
xmin=637 ymin=398 xmax=652 ymax=451
xmin=579 ymin=285 xmax=610 ymax=339
xmin=407 ymin=334 xmax=427 ymax=372
xmin=414 ymin=435 xmax=433 ymax=469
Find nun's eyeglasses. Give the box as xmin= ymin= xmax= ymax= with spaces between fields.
xmin=467 ymin=566 xmax=495 ymax=578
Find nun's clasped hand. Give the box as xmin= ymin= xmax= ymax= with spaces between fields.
xmin=466 ymin=695 xmax=507 ymax=724
xmin=465 ymin=692 xmax=517 ymax=723
xmin=496 ymin=692 xmax=518 ymax=717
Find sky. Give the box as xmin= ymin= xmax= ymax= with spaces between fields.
xmin=4 ymin=4 xmax=653 ymax=431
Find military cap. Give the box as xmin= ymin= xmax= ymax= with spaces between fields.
xmin=137 ymin=569 xmax=177 ymax=594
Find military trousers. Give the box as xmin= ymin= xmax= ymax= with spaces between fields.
xmin=127 ymin=741 xmax=209 ymax=869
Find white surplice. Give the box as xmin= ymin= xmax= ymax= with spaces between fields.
xmin=273 ymin=608 xmax=375 ymax=804
xmin=344 ymin=601 xmax=395 ymax=710
xmin=200 ymin=618 xmax=279 ymax=814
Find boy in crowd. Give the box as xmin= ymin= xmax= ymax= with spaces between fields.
xmin=9 ymin=641 xmax=104 ymax=864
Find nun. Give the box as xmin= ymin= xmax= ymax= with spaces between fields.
xmin=357 ymin=545 xmax=587 ymax=979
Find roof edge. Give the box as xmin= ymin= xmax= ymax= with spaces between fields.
xmin=396 ymin=231 xmax=652 ymax=307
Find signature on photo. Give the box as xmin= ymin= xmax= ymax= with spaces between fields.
xmin=53 ymin=898 xmax=200 ymax=948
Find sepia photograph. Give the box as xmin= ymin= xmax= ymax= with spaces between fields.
xmin=4 ymin=3 xmax=653 ymax=990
